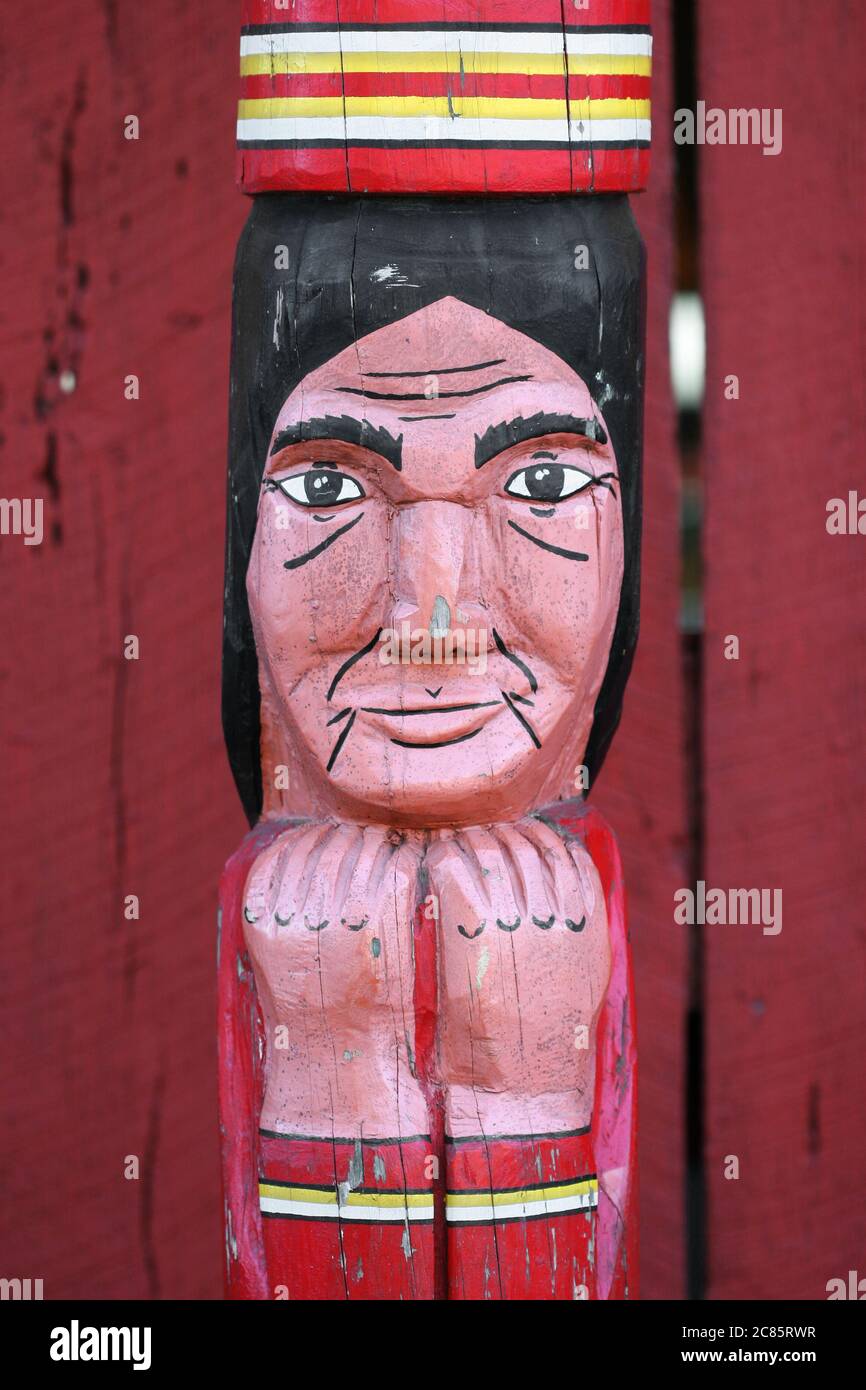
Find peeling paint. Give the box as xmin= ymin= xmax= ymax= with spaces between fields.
xmin=345 ymin=1140 xmax=364 ymax=1193
xmin=475 ymin=945 xmax=490 ymax=991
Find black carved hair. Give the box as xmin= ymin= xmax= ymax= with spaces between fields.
xmin=224 ymin=194 xmax=644 ymax=825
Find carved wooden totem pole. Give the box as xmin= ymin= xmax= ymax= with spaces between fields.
xmin=220 ymin=0 xmax=650 ymax=1300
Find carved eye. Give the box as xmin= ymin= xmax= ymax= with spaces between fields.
xmin=504 ymin=463 xmax=595 ymax=503
xmin=272 ymin=469 xmax=365 ymax=508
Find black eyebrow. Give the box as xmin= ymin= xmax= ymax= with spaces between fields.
xmin=269 ymin=414 xmax=403 ymax=471
xmin=474 ymin=412 xmax=607 ymax=468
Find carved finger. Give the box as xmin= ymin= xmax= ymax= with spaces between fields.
xmin=426 ymin=835 xmax=491 ymax=942
xmin=514 ymin=818 xmax=595 ymax=927
xmin=451 ymin=826 xmax=523 ymax=933
xmin=243 ymin=823 xmax=325 ymax=929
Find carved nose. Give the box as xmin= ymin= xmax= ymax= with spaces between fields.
xmin=389 ymin=501 xmax=466 ymax=634
xmin=388 ymin=502 xmax=492 ymax=651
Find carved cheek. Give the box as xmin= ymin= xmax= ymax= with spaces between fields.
xmin=248 ymin=496 xmax=390 ymax=659
xmin=492 ymin=496 xmax=624 ymax=675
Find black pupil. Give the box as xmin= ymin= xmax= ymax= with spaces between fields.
xmin=525 ymin=464 xmax=564 ymax=501
xmin=304 ymin=469 xmax=344 ymax=505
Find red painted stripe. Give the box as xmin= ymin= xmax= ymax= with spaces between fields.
xmin=412 ymin=899 xmax=447 ymax=1299
xmin=262 ymin=1216 xmax=436 ymax=1299
xmin=446 ymin=1133 xmax=598 ymax=1299
xmin=258 ymin=1130 xmax=436 ymax=1299
xmin=568 ymin=73 xmax=650 ymax=100
xmin=237 ymin=144 xmax=649 ymax=195
xmin=242 ymin=1 xmax=650 ymax=29
xmin=241 ymin=73 xmax=346 ymax=100
xmin=260 ymin=1133 xmax=434 ymax=1188
xmin=237 ymin=144 xmax=351 ymax=192
xmin=447 ymin=1130 xmax=595 ymax=1191
xmin=449 ymin=1212 xmax=597 ymax=1299
xmin=240 ymin=73 xmax=650 ymax=102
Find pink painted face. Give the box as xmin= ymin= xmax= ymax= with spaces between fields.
xmin=246 ymin=297 xmax=624 ymax=827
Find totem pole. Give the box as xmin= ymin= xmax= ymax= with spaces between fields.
xmin=219 ymin=0 xmax=649 ymax=1301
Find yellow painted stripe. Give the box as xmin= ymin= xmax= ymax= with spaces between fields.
xmin=240 ymin=52 xmax=651 ymax=78
xmin=238 ymin=96 xmax=650 ymax=122
xmin=446 ymin=1178 xmax=598 ymax=1209
xmin=259 ymin=1183 xmax=433 ymax=1209
xmin=561 ymin=55 xmax=650 ymax=77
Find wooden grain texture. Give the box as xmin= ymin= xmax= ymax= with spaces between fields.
xmin=700 ymin=0 xmax=866 ymax=1300
xmin=0 ymin=1 xmax=246 ymax=1298
xmin=594 ymin=0 xmax=688 ymax=1300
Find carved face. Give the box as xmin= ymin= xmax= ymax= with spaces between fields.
xmin=246 ymin=297 xmax=624 ymax=826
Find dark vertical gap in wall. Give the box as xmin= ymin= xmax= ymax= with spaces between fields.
xmin=673 ymin=0 xmax=707 ymax=1301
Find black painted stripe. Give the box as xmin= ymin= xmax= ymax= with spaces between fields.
xmin=391 ymin=727 xmax=482 ymax=750
xmin=366 ymin=358 xmax=505 ymax=378
xmin=242 ymin=22 xmax=652 ymax=36
xmin=283 ymin=512 xmax=363 ymax=570
xmin=507 ymin=519 xmax=589 ymax=562
xmin=261 ymin=1180 xmax=434 ymax=1196
xmin=446 ymin=1204 xmax=596 ymax=1228
xmin=492 ymin=629 xmax=538 ymax=694
xmin=362 ymin=701 xmax=499 ymax=716
xmin=502 ymin=689 xmax=541 ymax=748
xmin=326 ymin=709 xmax=356 ymax=772
xmin=445 ymin=1124 xmax=590 ymax=1144
xmin=327 ymin=628 xmax=383 ymax=702
xmin=326 ymin=706 xmax=352 ymax=727
xmin=260 ymin=1128 xmax=432 ymax=1145
xmin=447 ymin=1171 xmax=596 ymax=1197
xmin=261 ymin=1211 xmax=434 ymax=1223
xmin=335 ymin=375 xmax=532 ymax=402
xmin=239 ymin=139 xmax=652 ymax=151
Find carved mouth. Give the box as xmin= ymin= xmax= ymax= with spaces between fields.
xmin=353 ymin=696 xmax=505 ymax=746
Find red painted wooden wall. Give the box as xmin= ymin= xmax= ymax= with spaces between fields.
xmin=0 ymin=1 xmax=247 ymax=1299
xmin=595 ymin=0 xmax=689 ymax=1301
xmin=700 ymin=0 xmax=866 ymax=1301
xmin=1 ymin=0 xmax=861 ymax=1302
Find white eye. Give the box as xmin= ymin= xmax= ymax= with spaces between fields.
xmin=274 ymin=469 xmax=365 ymax=508
xmin=505 ymin=463 xmax=595 ymax=503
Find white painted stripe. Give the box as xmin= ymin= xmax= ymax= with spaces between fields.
xmin=566 ymin=33 xmax=652 ymax=56
xmin=237 ymin=116 xmax=651 ymax=144
xmin=260 ymin=1195 xmax=434 ymax=1222
xmin=241 ymin=30 xmax=651 ymax=58
xmin=446 ymin=1191 xmax=598 ymax=1224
